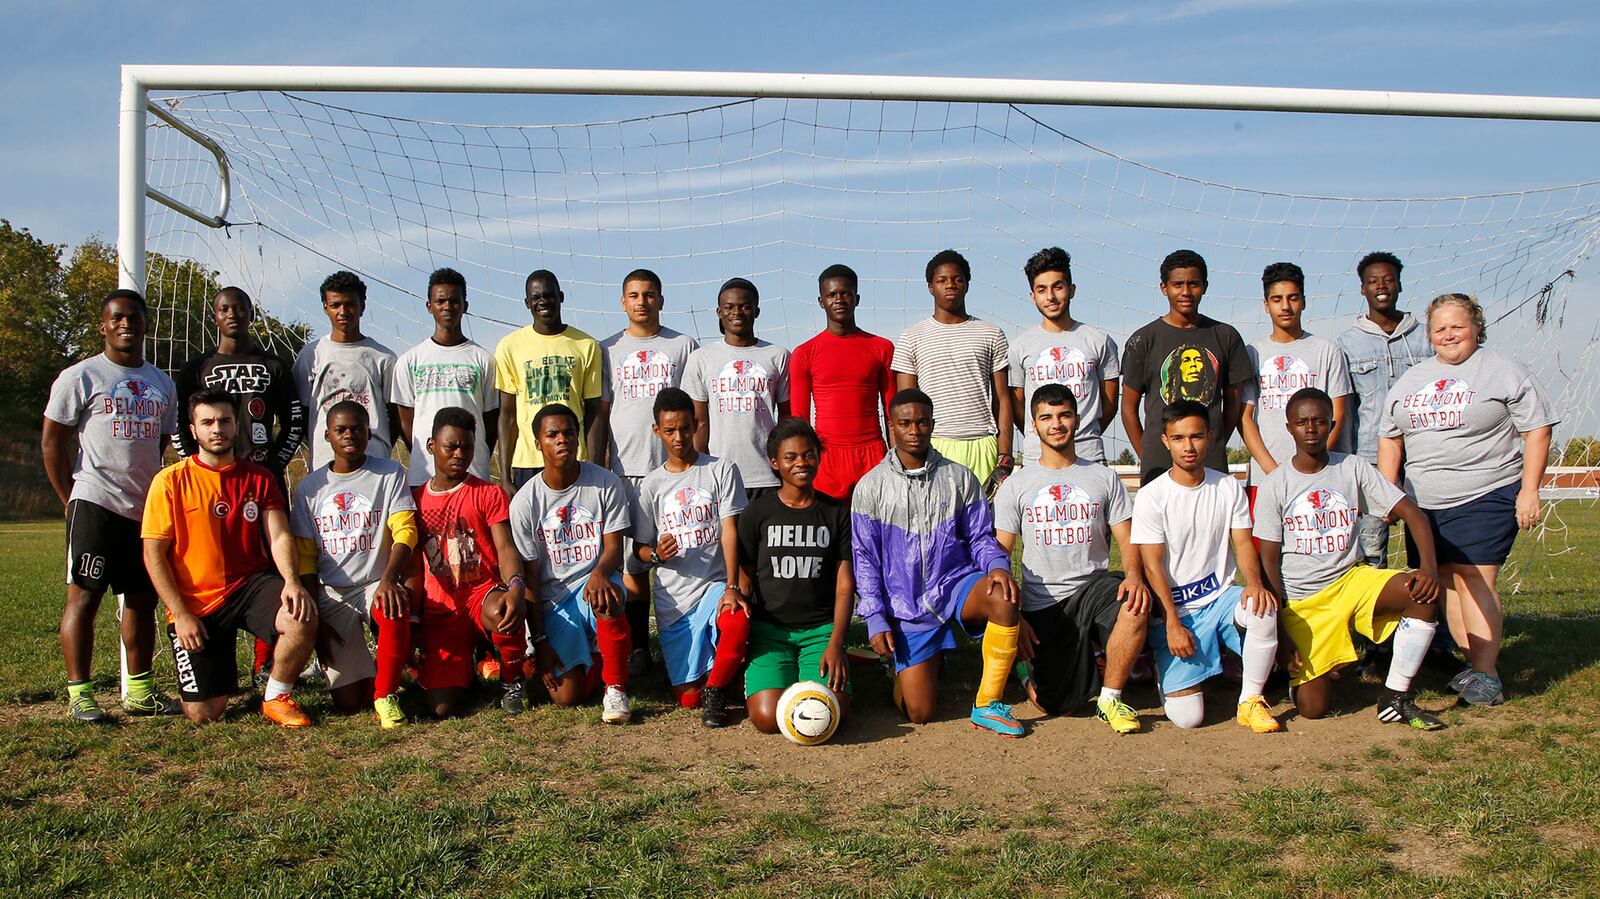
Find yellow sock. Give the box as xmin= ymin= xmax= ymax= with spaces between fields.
xmin=975 ymin=621 xmax=1020 ymax=707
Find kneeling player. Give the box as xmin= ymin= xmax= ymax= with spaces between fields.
xmin=853 ymin=389 xmax=1025 ymax=736
xmin=291 ymin=402 xmax=419 ymax=728
xmin=636 ymin=389 xmax=750 ymax=726
xmin=510 ymin=404 xmax=634 ymax=723
xmin=412 ymin=407 xmax=529 ymax=718
xmin=994 ymin=385 xmax=1150 ymax=734
xmin=1254 ymin=388 xmax=1446 ymax=729
xmin=1133 ymin=401 xmax=1282 ymax=733
xmin=738 ymin=418 xmax=853 ymax=733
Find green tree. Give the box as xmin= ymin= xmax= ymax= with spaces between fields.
xmin=0 ymin=220 xmax=71 ymax=423
xmin=1114 ymin=448 xmax=1136 ymax=466
xmin=1226 ymin=445 xmax=1253 ymax=465
xmin=1560 ymin=437 xmax=1600 ymax=466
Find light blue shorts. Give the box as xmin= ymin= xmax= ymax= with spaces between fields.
xmin=1150 ymin=585 xmax=1245 ymax=694
xmin=541 ymin=576 xmax=624 ymax=678
xmin=887 ymin=570 xmax=986 ymax=673
xmin=658 ymin=582 xmax=728 ymax=687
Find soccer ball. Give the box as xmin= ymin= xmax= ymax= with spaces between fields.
xmin=776 ymin=680 xmax=841 ymax=745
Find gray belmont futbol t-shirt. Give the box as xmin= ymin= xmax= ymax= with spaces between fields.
xmin=682 ymin=339 xmax=789 ymax=489
xmin=892 ymin=316 xmax=1009 ymax=440
xmin=601 ymin=327 xmax=699 ymax=478
xmin=1379 ymin=348 xmax=1559 ymax=509
xmin=392 ymin=338 xmax=498 ymax=486
xmin=44 ymin=354 xmax=178 ymax=520
xmin=509 ymin=462 xmax=631 ymax=608
xmin=1009 ymin=322 xmax=1121 ymax=463
xmin=290 ymin=455 xmax=416 ymax=598
xmin=294 ymin=336 xmax=398 ymax=470
xmin=993 ymin=460 xmax=1132 ymax=612
xmin=1245 ymin=334 xmax=1353 ymax=472
xmin=636 ymin=455 xmax=747 ymax=628
xmin=1252 ymin=453 xmax=1405 ymax=600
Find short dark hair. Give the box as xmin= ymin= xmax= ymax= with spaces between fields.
xmin=532 ymin=402 xmax=579 ymax=435
xmin=1286 ymin=387 xmax=1334 ymax=418
xmin=924 ymin=249 xmax=971 ymax=284
xmin=766 ymin=417 xmax=821 ymax=460
xmin=213 ymin=286 xmax=252 ymax=310
xmin=326 ymin=400 xmax=369 ymax=424
xmin=1262 ymin=261 xmax=1305 ymax=295
xmin=1024 ymin=247 xmax=1072 ymax=286
xmin=1030 ymin=383 xmax=1079 ymax=416
xmin=319 ymin=270 xmax=367 ymax=304
xmin=431 ymin=406 xmax=477 ymax=437
xmin=652 ymin=386 xmax=695 ymax=420
xmin=525 ymin=269 xmax=560 ymax=293
xmin=818 ymin=264 xmax=858 ymax=293
xmin=889 ymin=387 xmax=933 ymax=414
xmin=188 ymin=386 xmax=238 ymax=422
xmin=102 ymin=288 xmax=148 ymax=316
xmin=1160 ymin=250 xmax=1208 ymax=284
xmin=623 ymin=268 xmax=662 ymax=292
xmin=428 ymin=267 xmax=467 ymax=295
xmin=1357 ymin=251 xmax=1403 ymax=280
xmin=718 ymin=277 xmax=759 ymax=303
xmin=1161 ymin=399 xmax=1210 ymax=430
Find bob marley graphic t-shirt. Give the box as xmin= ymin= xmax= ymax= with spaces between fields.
xmin=1122 ymin=316 xmax=1253 ymax=482
xmin=1252 ymin=453 xmax=1405 ymax=600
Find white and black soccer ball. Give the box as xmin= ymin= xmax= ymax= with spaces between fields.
xmin=776 ymin=680 xmax=840 ymax=746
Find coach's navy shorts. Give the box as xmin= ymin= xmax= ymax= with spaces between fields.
xmin=1406 ymin=480 xmax=1520 ymax=568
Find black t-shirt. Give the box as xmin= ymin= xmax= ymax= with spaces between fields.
xmin=1121 ymin=315 xmax=1253 ymax=482
xmin=736 ymin=490 xmax=851 ymax=629
xmin=175 ymin=349 xmax=307 ymax=472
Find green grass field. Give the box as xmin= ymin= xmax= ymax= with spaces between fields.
xmin=2 ymin=508 xmax=1598 ymax=897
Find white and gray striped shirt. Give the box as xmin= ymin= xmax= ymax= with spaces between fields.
xmin=891 ymin=316 xmax=1009 ymax=440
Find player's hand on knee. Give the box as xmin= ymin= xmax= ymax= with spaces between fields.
xmin=869 ymin=631 xmax=895 ymax=660
xmin=1406 ymin=569 xmax=1442 ymax=604
xmin=584 ymin=574 xmax=621 ymax=617
xmin=820 ymin=642 xmax=849 ymax=692
xmin=1017 ymin=618 xmax=1039 ymax=661
xmin=282 ymin=582 xmax=315 ymax=622
xmin=1119 ymin=576 xmax=1152 ymax=615
xmin=174 ymin=612 xmax=208 ymax=652
xmin=374 ymin=577 xmax=407 ymax=621
xmin=1241 ymin=584 xmax=1278 ymax=615
xmin=984 ymin=569 xmax=1019 ymax=606
xmin=1167 ymin=621 xmax=1197 ymax=659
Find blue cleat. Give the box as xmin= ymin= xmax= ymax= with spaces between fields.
xmin=970 ymin=701 xmax=1024 ymax=737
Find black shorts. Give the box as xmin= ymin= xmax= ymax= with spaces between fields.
xmin=1021 ymin=570 xmax=1128 ymax=715
xmin=65 ymin=499 xmax=153 ymax=596
xmin=169 ymin=569 xmax=285 ymax=701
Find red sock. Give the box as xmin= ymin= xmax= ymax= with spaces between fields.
xmin=490 ymin=630 xmax=526 ymax=684
xmin=371 ymin=604 xmax=411 ymax=699
xmin=673 ymin=684 xmax=702 ymax=708
xmin=706 ymin=608 xmax=750 ymax=689
xmin=252 ymin=638 xmax=272 ymax=675
xmin=594 ymin=615 xmax=631 ymax=688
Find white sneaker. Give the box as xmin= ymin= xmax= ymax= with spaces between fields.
xmin=601 ymin=686 xmax=632 ymax=724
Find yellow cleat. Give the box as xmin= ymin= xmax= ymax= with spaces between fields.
xmin=1236 ymin=695 xmax=1282 ymax=734
xmin=374 ymin=693 xmax=407 ymax=730
xmin=1095 ymin=697 xmax=1140 ymax=735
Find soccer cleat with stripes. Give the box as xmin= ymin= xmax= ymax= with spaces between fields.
xmin=69 ymin=693 xmax=107 ymax=723
xmin=122 ymin=690 xmax=181 ymax=717
xmin=1376 ymin=690 xmax=1444 ymax=730
xmin=262 ymin=696 xmax=312 ymax=728
xmin=1457 ymin=671 xmax=1505 ymax=706
xmin=374 ymin=694 xmax=407 ymax=729
xmin=1235 ymin=695 xmax=1282 ymax=733
xmin=500 ymin=680 xmax=526 ymax=716
xmin=970 ymin=701 xmax=1024 ymax=737
xmin=1095 ymin=696 xmax=1140 ymax=734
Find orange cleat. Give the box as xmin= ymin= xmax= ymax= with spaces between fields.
xmin=261 ymin=696 xmax=312 ymax=728
xmin=478 ymin=657 xmax=502 ymax=682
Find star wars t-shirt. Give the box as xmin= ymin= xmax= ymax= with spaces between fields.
xmin=636 ymin=455 xmax=747 ymax=627
xmin=993 ymin=460 xmax=1132 ymax=612
xmin=1008 ymin=322 xmax=1121 ymax=463
xmin=1130 ymin=468 xmax=1252 ymax=610
xmin=682 ymin=339 xmax=790 ymax=489
xmin=392 ymin=338 xmax=499 ymax=486
xmin=509 ymin=462 xmax=630 ymax=607
xmin=1122 ymin=316 xmax=1253 ymax=482
xmin=293 ymin=336 xmax=398 ymax=470
xmin=1244 ymin=334 xmax=1352 ymax=473
xmin=176 ymin=348 xmax=305 ymax=472
xmin=600 ymin=327 xmax=699 ymax=477
xmin=1252 ymin=453 xmax=1405 ymax=600
xmin=737 ymin=491 xmax=852 ymax=629
xmin=291 ymin=455 xmax=415 ymax=597
xmin=45 ymin=353 xmax=178 ymax=520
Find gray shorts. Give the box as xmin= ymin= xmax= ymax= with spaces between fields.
xmin=315 ymin=583 xmax=380 ymax=689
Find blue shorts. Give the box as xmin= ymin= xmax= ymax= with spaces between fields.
xmin=1150 ymin=585 xmax=1245 ymax=694
xmin=887 ymin=570 xmax=986 ymax=673
xmin=658 ymin=583 xmax=728 ymax=687
xmin=540 ymin=576 xmax=623 ymax=677
xmin=1407 ymin=480 xmax=1520 ymax=568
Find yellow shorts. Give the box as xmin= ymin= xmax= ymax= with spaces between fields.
xmin=1282 ymin=565 xmax=1403 ymax=687
xmin=930 ymin=435 xmax=998 ymax=485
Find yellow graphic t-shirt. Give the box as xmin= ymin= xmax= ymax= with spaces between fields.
xmin=493 ymin=325 xmax=602 ymax=469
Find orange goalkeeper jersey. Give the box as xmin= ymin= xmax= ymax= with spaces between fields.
xmin=141 ymin=456 xmax=284 ymax=618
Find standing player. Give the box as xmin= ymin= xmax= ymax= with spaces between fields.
xmin=1254 ymin=388 xmax=1446 ymax=728
xmin=788 ymin=264 xmax=895 ymax=499
xmin=42 ymin=289 xmax=180 ymax=721
xmin=892 ymin=250 xmax=1013 ymax=487
xmin=494 ymin=270 xmax=603 ymax=491
xmin=393 ymin=268 xmax=499 ymax=487
xmin=293 ymin=271 xmax=399 ymax=470
xmin=142 ymin=388 xmax=318 ymax=726
xmin=411 ymin=407 xmax=529 ymax=718
xmin=852 ymin=389 xmax=1025 ymax=736
xmin=1121 ymin=250 xmax=1254 ymax=484
xmin=1008 ymin=247 xmax=1121 ymax=466
xmin=510 ymin=404 xmax=634 ymax=722
xmin=291 ymin=402 xmax=418 ymax=728
xmin=738 ymin=419 xmax=854 ymax=734
xmin=635 ymin=388 xmax=749 ymax=726
xmin=993 ymin=385 xmax=1150 ymax=734
xmin=590 ymin=268 xmax=699 ymax=675
xmin=1240 ymin=262 xmax=1352 ymax=479
xmin=683 ymin=278 xmax=789 ymax=499
xmin=1133 ymin=400 xmax=1282 ymax=733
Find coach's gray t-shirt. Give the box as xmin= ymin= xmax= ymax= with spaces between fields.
xmin=391 ymin=338 xmax=498 ymax=486
xmin=293 ymin=335 xmax=397 ymax=471
xmin=1379 ymin=348 xmax=1559 ymax=509
xmin=1245 ymin=333 xmax=1353 ymax=474
xmin=993 ymin=460 xmax=1131 ymax=611
xmin=290 ymin=455 xmax=416 ymax=599
xmin=600 ymin=327 xmax=699 ymax=478
xmin=636 ymin=455 xmax=747 ymax=627
xmin=1253 ymin=453 xmax=1404 ymax=600
xmin=682 ymin=339 xmax=789 ymax=489
xmin=1008 ymin=322 xmax=1121 ymax=463
xmin=892 ymin=316 xmax=1009 ymax=441
xmin=509 ymin=462 xmax=631 ymax=608
xmin=44 ymin=354 xmax=178 ymax=520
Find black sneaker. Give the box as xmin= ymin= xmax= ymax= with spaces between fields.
xmin=700 ymin=685 xmax=728 ymax=728
xmin=122 ymin=690 xmax=182 ymax=717
xmin=501 ymin=680 xmax=526 ymax=716
xmin=628 ymin=648 xmax=653 ymax=678
xmin=1376 ymin=689 xmax=1445 ymax=730
xmin=68 ymin=693 xmax=107 ymax=723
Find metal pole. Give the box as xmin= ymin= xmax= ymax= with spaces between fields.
xmin=117 ymin=68 xmax=147 ymax=292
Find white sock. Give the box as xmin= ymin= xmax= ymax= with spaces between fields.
xmin=1098 ymin=686 xmax=1122 ymax=703
xmin=1233 ymin=603 xmax=1279 ymax=703
xmin=1163 ymin=692 xmax=1205 ymax=729
xmin=264 ymin=677 xmax=293 ymax=702
xmin=1385 ymin=617 xmax=1439 ymax=692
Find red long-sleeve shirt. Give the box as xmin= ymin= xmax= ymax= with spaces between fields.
xmin=789 ymin=329 xmax=896 ymax=447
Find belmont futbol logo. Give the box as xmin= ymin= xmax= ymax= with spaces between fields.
xmin=1022 ymin=481 xmax=1100 ymax=547
xmin=1284 ymin=486 xmax=1357 ymax=555
xmin=712 ymin=358 xmax=772 ymax=418
xmin=1257 ymin=354 xmax=1316 ymax=410
xmin=105 ymin=377 xmax=168 ymax=440
xmin=1025 ymin=344 xmax=1094 ymax=398
xmin=542 ymin=501 xmax=602 ymax=570
xmin=615 ymin=348 xmax=675 ymax=401
xmin=1399 ymin=377 xmax=1476 ymax=430
xmin=660 ymin=484 xmax=719 ymax=551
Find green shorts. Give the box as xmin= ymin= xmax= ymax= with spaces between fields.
xmin=929 ymin=435 xmax=998 ymax=484
xmin=743 ymin=619 xmax=852 ymax=697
